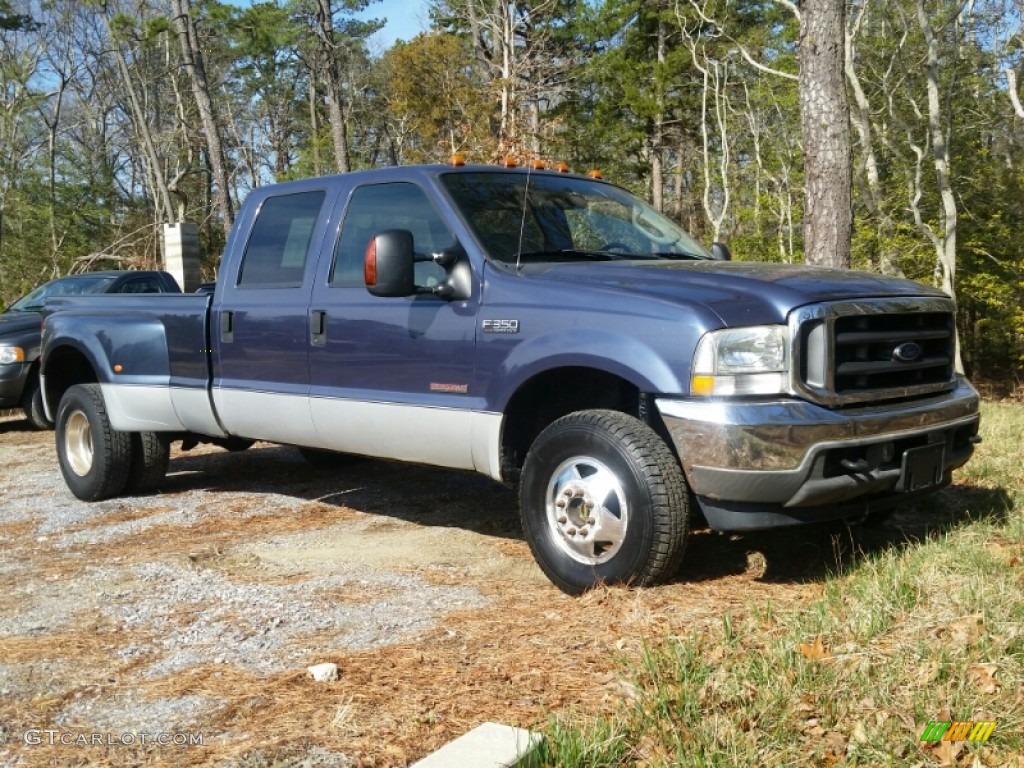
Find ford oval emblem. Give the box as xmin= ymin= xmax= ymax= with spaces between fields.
xmin=893 ymin=342 xmax=923 ymax=363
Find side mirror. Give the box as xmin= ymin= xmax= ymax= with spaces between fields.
xmin=365 ymin=230 xmax=415 ymax=297
xmin=711 ymin=242 xmax=732 ymax=261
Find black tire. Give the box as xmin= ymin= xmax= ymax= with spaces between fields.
xmin=124 ymin=432 xmax=170 ymax=495
xmin=297 ymin=446 xmax=363 ymax=468
xmin=21 ymin=372 xmax=52 ymax=430
xmin=520 ymin=409 xmax=689 ymax=594
xmin=55 ymin=383 xmax=132 ymax=501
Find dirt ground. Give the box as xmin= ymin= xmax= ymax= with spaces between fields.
xmin=0 ymin=410 xmax=891 ymax=767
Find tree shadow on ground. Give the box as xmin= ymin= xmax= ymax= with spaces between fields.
xmin=157 ymin=443 xmax=1013 ymax=585
xmin=677 ymin=484 xmax=1013 ymax=585
xmin=159 ymin=443 xmax=523 ymax=540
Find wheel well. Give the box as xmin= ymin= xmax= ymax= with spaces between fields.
xmin=501 ymin=367 xmax=646 ymax=483
xmin=43 ymin=346 xmax=98 ymax=415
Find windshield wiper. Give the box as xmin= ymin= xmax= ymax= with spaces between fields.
xmin=515 ymin=249 xmax=631 ymax=263
xmin=651 ymin=251 xmax=709 ymax=261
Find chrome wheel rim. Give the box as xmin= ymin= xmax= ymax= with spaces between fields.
xmin=545 ymin=456 xmax=628 ymax=565
xmin=65 ymin=410 xmax=94 ymax=477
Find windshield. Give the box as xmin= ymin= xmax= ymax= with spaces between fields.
xmin=8 ymin=275 xmax=117 ymax=312
xmin=441 ymin=171 xmax=711 ymax=265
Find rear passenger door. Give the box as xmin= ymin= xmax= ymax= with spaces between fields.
xmin=212 ymin=186 xmax=335 ymax=445
xmin=306 ymin=180 xmax=481 ymax=469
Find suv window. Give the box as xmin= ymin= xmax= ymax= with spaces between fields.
xmin=330 ymin=183 xmax=453 ymax=287
xmin=117 ymin=276 xmax=165 ymax=293
xmin=238 ymin=191 xmax=326 ymax=287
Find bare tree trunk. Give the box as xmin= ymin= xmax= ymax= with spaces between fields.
xmin=313 ymin=0 xmax=350 ymax=173
xmin=916 ymin=0 xmax=963 ymax=372
xmin=497 ymin=3 xmax=515 ymax=155
xmin=651 ymin=17 xmax=666 ymax=212
xmin=308 ymin=78 xmax=322 ymax=175
xmin=170 ymin=0 xmax=234 ymax=238
xmin=798 ymin=0 xmax=852 ymax=268
xmin=845 ymin=0 xmax=903 ymax=276
xmin=691 ymin=51 xmax=731 ymax=242
xmin=108 ymin=24 xmax=174 ymax=228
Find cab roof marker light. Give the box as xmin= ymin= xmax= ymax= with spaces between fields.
xmin=502 ymin=157 xmax=518 ymax=168
xmin=451 ymin=154 xmax=466 ymax=167
xmin=555 ymin=162 xmax=570 ymax=173
xmin=588 ymin=169 xmax=603 ymax=179
xmin=531 ymin=159 xmax=546 ymax=170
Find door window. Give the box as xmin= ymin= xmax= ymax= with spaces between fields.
xmin=238 ymin=191 xmax=326 ymax=288
xmin=330 ymin=183 xmax=453 ymax=287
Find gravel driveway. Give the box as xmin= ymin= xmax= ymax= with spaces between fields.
xmin=0 ymin=412 xmax=550 ymax=766
xmin=0 ymin=411 xmax=845 ymax=767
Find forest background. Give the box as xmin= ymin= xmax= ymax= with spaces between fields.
xmin=1 ymin=0 xmax=1022 ymax=390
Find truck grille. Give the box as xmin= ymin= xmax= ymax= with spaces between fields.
xmin=793 ymin=298 xmax=957 ymax=406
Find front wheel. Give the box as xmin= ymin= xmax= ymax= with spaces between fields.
xmin=55 ymin=383 xmax=132 ymax=501
xmin=519 ymin=409 xmax=690 ymax=594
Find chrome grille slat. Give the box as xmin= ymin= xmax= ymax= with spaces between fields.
xmin=836 ymin=356 xmax=951 ymax=376
xmin=835 ymin=328 xmax=951 ymax=344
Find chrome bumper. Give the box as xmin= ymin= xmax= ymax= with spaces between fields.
xmin=655 ymin=377 xmax=980 ymax=528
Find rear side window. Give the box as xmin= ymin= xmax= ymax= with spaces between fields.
xmin=330 ymin=183 xmax=453 ymax=286
xmin=238 ymin=191 xmax=326 ymax=287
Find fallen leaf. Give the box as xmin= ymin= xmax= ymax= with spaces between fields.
xmin=794 ymin=695 xmax=817 ymax=713
xmin=968 ymin=664 xmax=999 ymax=694
xmin=934 ymin=738 xmax=964 ymax=767
xmin=851 ymin=720 xmax=869 ymax=743
xmin=937 ymin=618 xmax=983 ymax=647
xmin=825 ymin=730 xmax=848 ymax=755
xmin=798 ymin=635 xmax=830 ymax=661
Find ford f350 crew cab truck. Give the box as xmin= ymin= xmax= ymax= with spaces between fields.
xmin=39 ymin=164 xmax=981 ymax=593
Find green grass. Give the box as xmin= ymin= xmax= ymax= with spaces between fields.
xmin=539 ymin=402 xmax=1024 ymax=767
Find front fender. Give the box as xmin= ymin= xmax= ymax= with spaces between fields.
xmin=487 ymin=329 xmax=689 ymax=411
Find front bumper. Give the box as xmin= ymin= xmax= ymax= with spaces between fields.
xmin=655 ymin=377 xmax=980 ymax=530
xmin=0 ymin=362 xmax=32 ymax=408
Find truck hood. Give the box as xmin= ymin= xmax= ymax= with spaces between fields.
xmin=0 ymin=310 xmax=40 ymax=337
xmin=533 ymin=260 xmax=948 ymax=326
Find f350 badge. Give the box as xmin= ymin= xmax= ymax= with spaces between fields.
xmin=482 ymin=319 xmax=520 ymax=334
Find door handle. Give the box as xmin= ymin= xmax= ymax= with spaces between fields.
xmin=220 ymin=310 xmax=234 ymax=343
xmin=311 ymin=309 xmax=327 ymax=346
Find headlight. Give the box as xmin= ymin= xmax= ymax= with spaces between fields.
xmin=691 ymin=326 xmax=788 ymax=396
xmin=0 ymin=346 xmax=25 ymax=365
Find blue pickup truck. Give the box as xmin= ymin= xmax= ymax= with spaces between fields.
xmin=39 ymin=164 xmax=980 ymax=592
